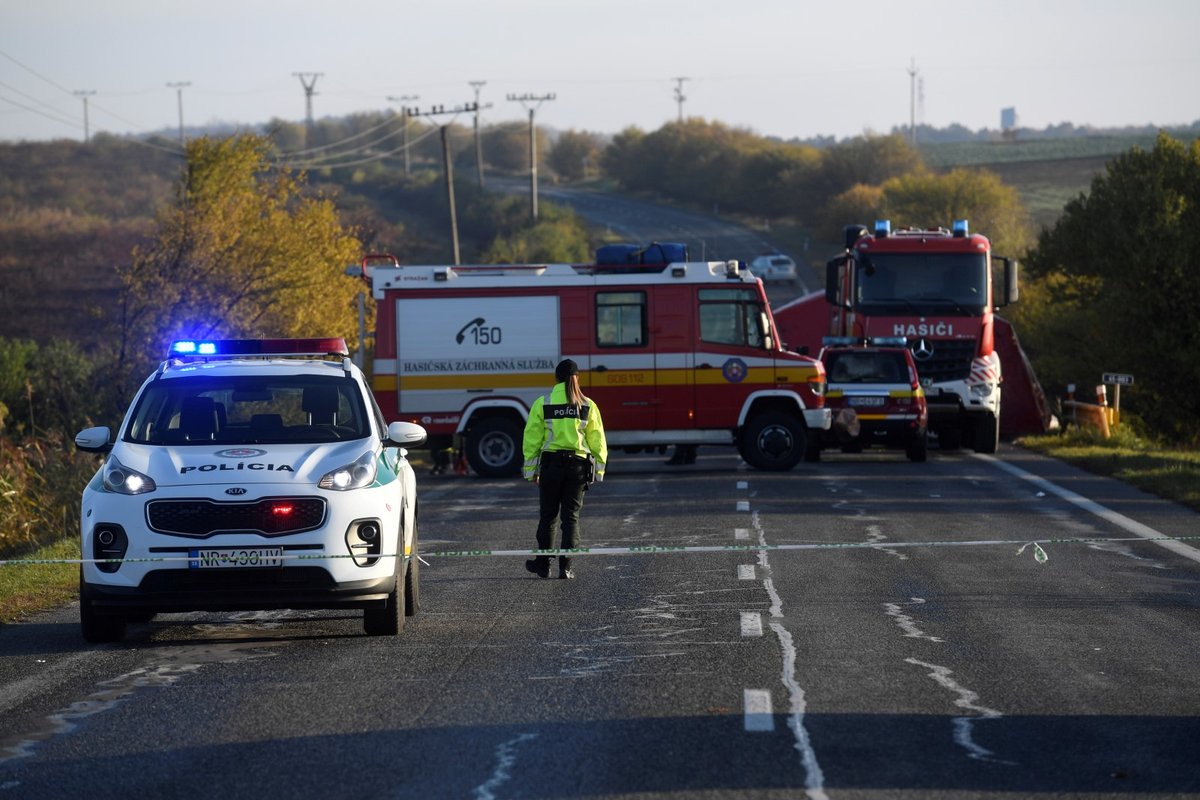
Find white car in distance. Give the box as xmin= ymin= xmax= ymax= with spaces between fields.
xmin=747 ymin=253 xmax=799 ymax=284
xmin=74 ymin=337 xmax=427 ymax=642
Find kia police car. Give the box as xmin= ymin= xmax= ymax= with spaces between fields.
xmin=74 ymin=338 xmax=427 ymax=642
xmin=810 ymin=337 xmax=928 ymax=462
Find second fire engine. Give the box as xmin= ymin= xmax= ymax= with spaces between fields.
xmin=362 ymin=253 xmax=830 ymax=476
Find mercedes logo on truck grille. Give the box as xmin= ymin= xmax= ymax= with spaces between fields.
xmin=913 ymin=338 xmax=935 ymax=360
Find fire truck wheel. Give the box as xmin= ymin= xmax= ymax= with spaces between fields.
xmin=973 ymin=413 xmax=999 ymax=454
xmin=465 ymin=416 xmax=524 ymax=477
xmin=741 ymin=412 xmax=807 ymax=471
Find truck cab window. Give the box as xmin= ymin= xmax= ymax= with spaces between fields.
xmin=699 ymin=289 xmax=765 ymax=348
xmin=596 ymin=291 xmax=646 ymax=347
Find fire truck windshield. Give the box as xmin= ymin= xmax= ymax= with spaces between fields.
xmin=856 ymin=253 xmax=988 ymax=315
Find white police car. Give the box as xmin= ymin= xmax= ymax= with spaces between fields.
xmin=74 ymin=338 xmax=427 ymax=642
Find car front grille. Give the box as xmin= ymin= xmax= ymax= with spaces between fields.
xmin=146 ymin=497 xmax=327 ymax=538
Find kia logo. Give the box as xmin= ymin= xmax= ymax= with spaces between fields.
xmin=913 ymin=338 xmax=935 ymax=361
xmin=225 ymin=487 xmax=248 ymax=495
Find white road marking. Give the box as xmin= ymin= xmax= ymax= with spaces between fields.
xmin=737 ymin=480 xmax=749 ymax=490
xmin=906 ymin=658 xmax=1014 ymax=765
xmin=743 ymin=689 xmax=775 ymax=731
xmin=736 ymin=500 xmax=750 ymax=512
xmin=734 ymin=528 xmax=750 ymax=540
xmin=977 ymin=454 xmax=1200 ymax=565
xmin=747 ymin=508 xmax=829 ymax=799
xmin=738 ymin=564 xmax=756 ymax=580
xmin=473 ymin=732 xmax=538 ymax=800
xmin=771 ymin=623 xmax=829 ymax=800
xmin=740 ymin=611 xmax=763 ymax=637
xmin=883 ymin=597 xmax=944 ymax=642
xmin=865 ymin=523 xmax=908 ymax=561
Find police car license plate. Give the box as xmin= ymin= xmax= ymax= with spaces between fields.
xmin=189 ymin=547 xmax=285 ymax=569
xmin=848 ymin=396 xmax=886 ymax=407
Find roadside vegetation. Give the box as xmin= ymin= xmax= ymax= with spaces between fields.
xmin=1019 ymin=427 xmax=1200 ymax=512
xmin=2 ymin=116 xmax=1198 ymax=622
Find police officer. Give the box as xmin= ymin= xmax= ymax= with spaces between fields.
xmin=522 ymin=359 xmax=608 ymax=579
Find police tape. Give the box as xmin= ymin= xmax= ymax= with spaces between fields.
xmin=3 ymin=534 xmax=1200 ymax=568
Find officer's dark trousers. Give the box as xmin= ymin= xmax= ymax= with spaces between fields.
xmin=535 ymin=451 xmax=589 ymax=555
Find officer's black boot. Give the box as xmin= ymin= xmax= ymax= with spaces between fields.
xmin=525 ymin=556 xmax=550 ymax=578
xmin=558 ymin=556 xmax=575 ymax=580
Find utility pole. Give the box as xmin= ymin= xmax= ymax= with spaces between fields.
xmin=293 ymin=72 xmax=323 ymax=142
xmin=408 ymin=103 xmax=478 ymax=265
xmin=672 ymin=77 xmax=689 ymax=124
xmin=74 ymin=90 xmax=95 ymax=143
xmin=506 ymin=93 xmax=555 ymax=220
xmin=167 ymin=81 xmax=190 ymax=148
xmin=468 ymin=81 xmax=487 ymax=187
xmin=907 ymin=58 xmax=919 ymax=147
xmin=387 ymin=94 xmax=419 ymax=176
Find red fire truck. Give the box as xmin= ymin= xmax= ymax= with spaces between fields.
xmin=774 ymin=220 xmax=1019 ymax=453
xmin=361 ymin=255 xmax=830 ymax=476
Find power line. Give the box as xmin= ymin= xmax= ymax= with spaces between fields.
xmin=167 ymin=81 xmax=190 ymax=148
xmin=293 ymin=72 xmax=323 ymax=138
xmin=672 ymin=77 xmax=689 ymax=123
xmin=506 ymin=93 xmax=555 ymax=220
xmin=387 ymin=94 xmax=419 ymax=176
xmin=74 ymin=90 xmax=95 ymax=142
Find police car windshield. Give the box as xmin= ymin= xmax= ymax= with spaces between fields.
xmin=823 ymin=351 xmax=909 ymax=384
xmin=125 ymin=375 xmax=370 ymax=445
xmin=856 ymin=253 xmax=988 ymax=315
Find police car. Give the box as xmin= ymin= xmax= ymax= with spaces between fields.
xmin=809 ymin=337 xmax=928 ymax=462
xmin=73 ymin=338 xmax=427 ymax=642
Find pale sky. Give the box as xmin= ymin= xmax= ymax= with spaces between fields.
xmin=2 ymin=0 xmax=1198 ymax=144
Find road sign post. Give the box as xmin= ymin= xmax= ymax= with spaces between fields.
xmin=1101 ymin=373 xmax=1134 ymax=425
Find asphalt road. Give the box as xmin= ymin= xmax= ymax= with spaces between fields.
xmin=2 ymin=445 xmax=1199 ymax=799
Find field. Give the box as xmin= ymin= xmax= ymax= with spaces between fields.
xmin=918 ymin=131 xmax=1200 ymax=230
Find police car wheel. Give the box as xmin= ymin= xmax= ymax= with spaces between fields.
xmin=741 ymin=412 xmax=806 ymax=471
xmin=404 ymin=518 xmax=420 ymax=617
xmin=79 ymin=568 xmax=127 ymax=644
xmin=364 ymin=557 xmax=407 ymax=636
xmin=466 ymin=417 xmax=523 ymax=478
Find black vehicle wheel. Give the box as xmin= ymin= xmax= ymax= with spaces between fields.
xmin=126 ymin=610 xmax=157 ymax=624
xmin=740 ymin=412 xmax=807 ymax=471
xmin=364 ymin=558 xmax=406 ymax=636
xmin=907 ymin=431 xmax=929 ymax=463
xmin=79 ymin=568 xmax=126 ymax=644
xmin=465 ymin=416 xmax=523 ymax=478
xmin=404 ymin=518 xmax=420 ymax=617
xmin=973 ymin=412 xmax=999 ymax=454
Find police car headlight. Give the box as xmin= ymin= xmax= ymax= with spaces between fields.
xmin=318 ymin=451 xmax=378 ymax=491
xmin=102 ymin=456 xmax=157 ymax=495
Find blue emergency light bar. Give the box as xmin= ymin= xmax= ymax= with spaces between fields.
xmin=874 ymin=219 xmax=891 ymax=237
xmin=169 ymin=338 xmax=349 ymax=358
xmin=952 ymin=219 xmax=969 ymax=237
xmin=869 ymin=336 xmax=908 ymax=346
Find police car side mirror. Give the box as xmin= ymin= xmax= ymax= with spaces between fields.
xmin=75 ymin=426 xmax=113 ymax=453
xmin=387 ymin=421 xmax=428 ymax=448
